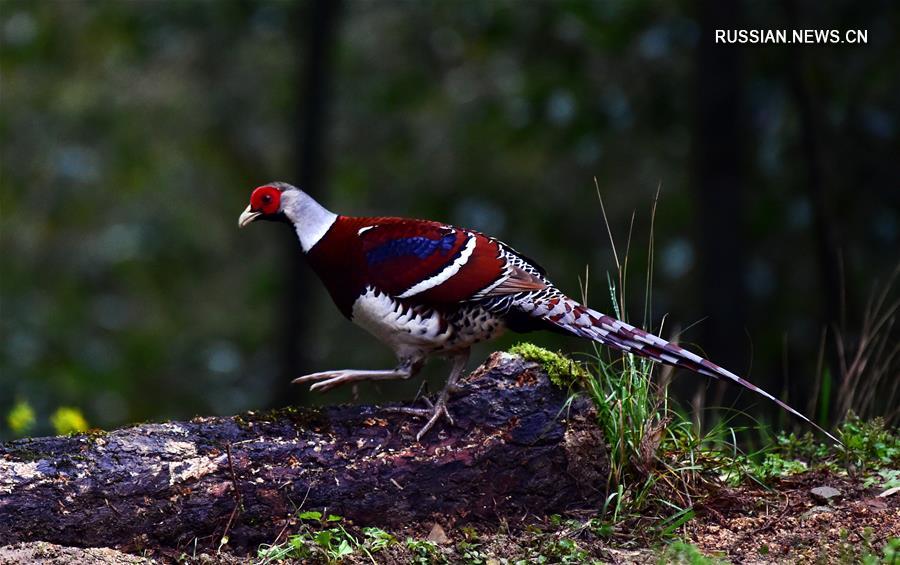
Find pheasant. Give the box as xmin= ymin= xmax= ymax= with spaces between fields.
xmin=239 ymin=182 xmax=840 ymax=444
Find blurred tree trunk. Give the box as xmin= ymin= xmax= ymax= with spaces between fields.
xmin=274 ymin=0 xmax=342 ymax=407
xmin=784 ymin=0 xmax=846 ymax=411
xmin=691 ymin=0 xmax=749 ymax=423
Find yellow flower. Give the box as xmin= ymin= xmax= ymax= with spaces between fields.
xmin=51 ymin=407 xmax=89 ymax=435
xmin=7 ymin=400 xmax=36 ymax=435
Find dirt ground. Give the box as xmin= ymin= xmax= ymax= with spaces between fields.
xmin=683 ymin=469 xmax=900 ymax=564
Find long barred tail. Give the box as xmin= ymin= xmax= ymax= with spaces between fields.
xmin=526 ymin=294 xmax=842 ymax=446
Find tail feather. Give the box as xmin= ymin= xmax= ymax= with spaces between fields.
xmin=531 ymin=295 xmax=842 ymax=446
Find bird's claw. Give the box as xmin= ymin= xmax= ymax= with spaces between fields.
xmin=415 ymin=401 xmax=453 ymax=441
xmin=291 ymin=371 xmax=344 ymax=385
xmin=384 ymin=398 xmax=454 ymax=441
xmin=308 ymin=378 xmax=345 ymax=393
xmin=292 ymin=368 xmax=409 ymax=393
xmin=292 ymin=371 xmax=351 ymax=393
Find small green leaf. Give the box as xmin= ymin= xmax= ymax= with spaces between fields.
xmin=314 ymin=530 xmax=332 ymax=548
xmin=336 ymin=539 xmax=353 ymax=557
xmin=364 ymin=527 xmax=395 ymax=551
xmin=298 ymin=510 xmax=322 ymax=521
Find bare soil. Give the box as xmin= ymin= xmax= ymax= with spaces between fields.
xmin=684 ymin=469 xmax=899 ymax=564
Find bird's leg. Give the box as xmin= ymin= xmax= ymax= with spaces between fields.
xmin=389 ymin=350 xmax=470 ymax=441
xmin=292 ymin=358 xmax=423 ymax=393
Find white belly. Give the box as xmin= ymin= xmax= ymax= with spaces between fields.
xmin=350 ymin=287 xmax=507 ymax=358
xmin=351 ymin=287 xmax=452 ymax=358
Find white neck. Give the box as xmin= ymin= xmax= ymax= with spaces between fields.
xmin=281 ymin=189 xmax=338 ymax=252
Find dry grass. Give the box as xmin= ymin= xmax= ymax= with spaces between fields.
xmin=833 ymin=265 xmax=900 ymax=426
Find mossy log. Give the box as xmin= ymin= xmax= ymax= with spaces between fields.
xmin=0 ymin=353 xmax=608 ymax=556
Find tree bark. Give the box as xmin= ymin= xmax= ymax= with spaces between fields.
xmin=0 ymin=354 xmax=608 ymax=557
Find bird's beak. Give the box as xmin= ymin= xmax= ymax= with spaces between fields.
xmin=238 ymin=205 xmax=262 ymax=228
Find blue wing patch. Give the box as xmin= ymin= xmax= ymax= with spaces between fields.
xmin=366 ymin=233 xmax=457 ymax=265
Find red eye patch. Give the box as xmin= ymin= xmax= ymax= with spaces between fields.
xmin=249 ymin=185 xmax=281 ymax=215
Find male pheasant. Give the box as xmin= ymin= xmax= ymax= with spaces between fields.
xmin=239 ymin=182 xmax=839 ymax=444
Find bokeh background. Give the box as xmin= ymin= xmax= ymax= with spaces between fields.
xmin=2 ymin=0 xmax=897 ymax=440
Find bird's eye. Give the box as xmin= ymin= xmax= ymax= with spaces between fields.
xmin=250 ymin=185 xmax=281 ymax=214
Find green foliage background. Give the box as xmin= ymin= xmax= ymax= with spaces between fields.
xmin=1 ymin=1 xmax=897 ymax=437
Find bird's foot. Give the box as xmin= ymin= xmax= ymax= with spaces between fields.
xmin=291 ymin=369 xmax=408 ymax=393
xmin=385 ymin=397 xmax=455 ymax=441
xmin=415 ymin=398 xmax=454 ymax=441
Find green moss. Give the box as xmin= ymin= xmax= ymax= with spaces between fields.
xmin=507 ymin=342 xmax=588 ymax=387
xmin=232 ymin=414 xmax=252 ymax=430
xmin=7 ymin=448 xmax=46 ymax=461
xmin=5 ymin=439 xmax=54 ymax=461
xmin=85 ymin=428 xmax=108 ymax=441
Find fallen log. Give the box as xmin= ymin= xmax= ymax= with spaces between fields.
xmin=0 ymin=353 xmax=608 ymax=556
